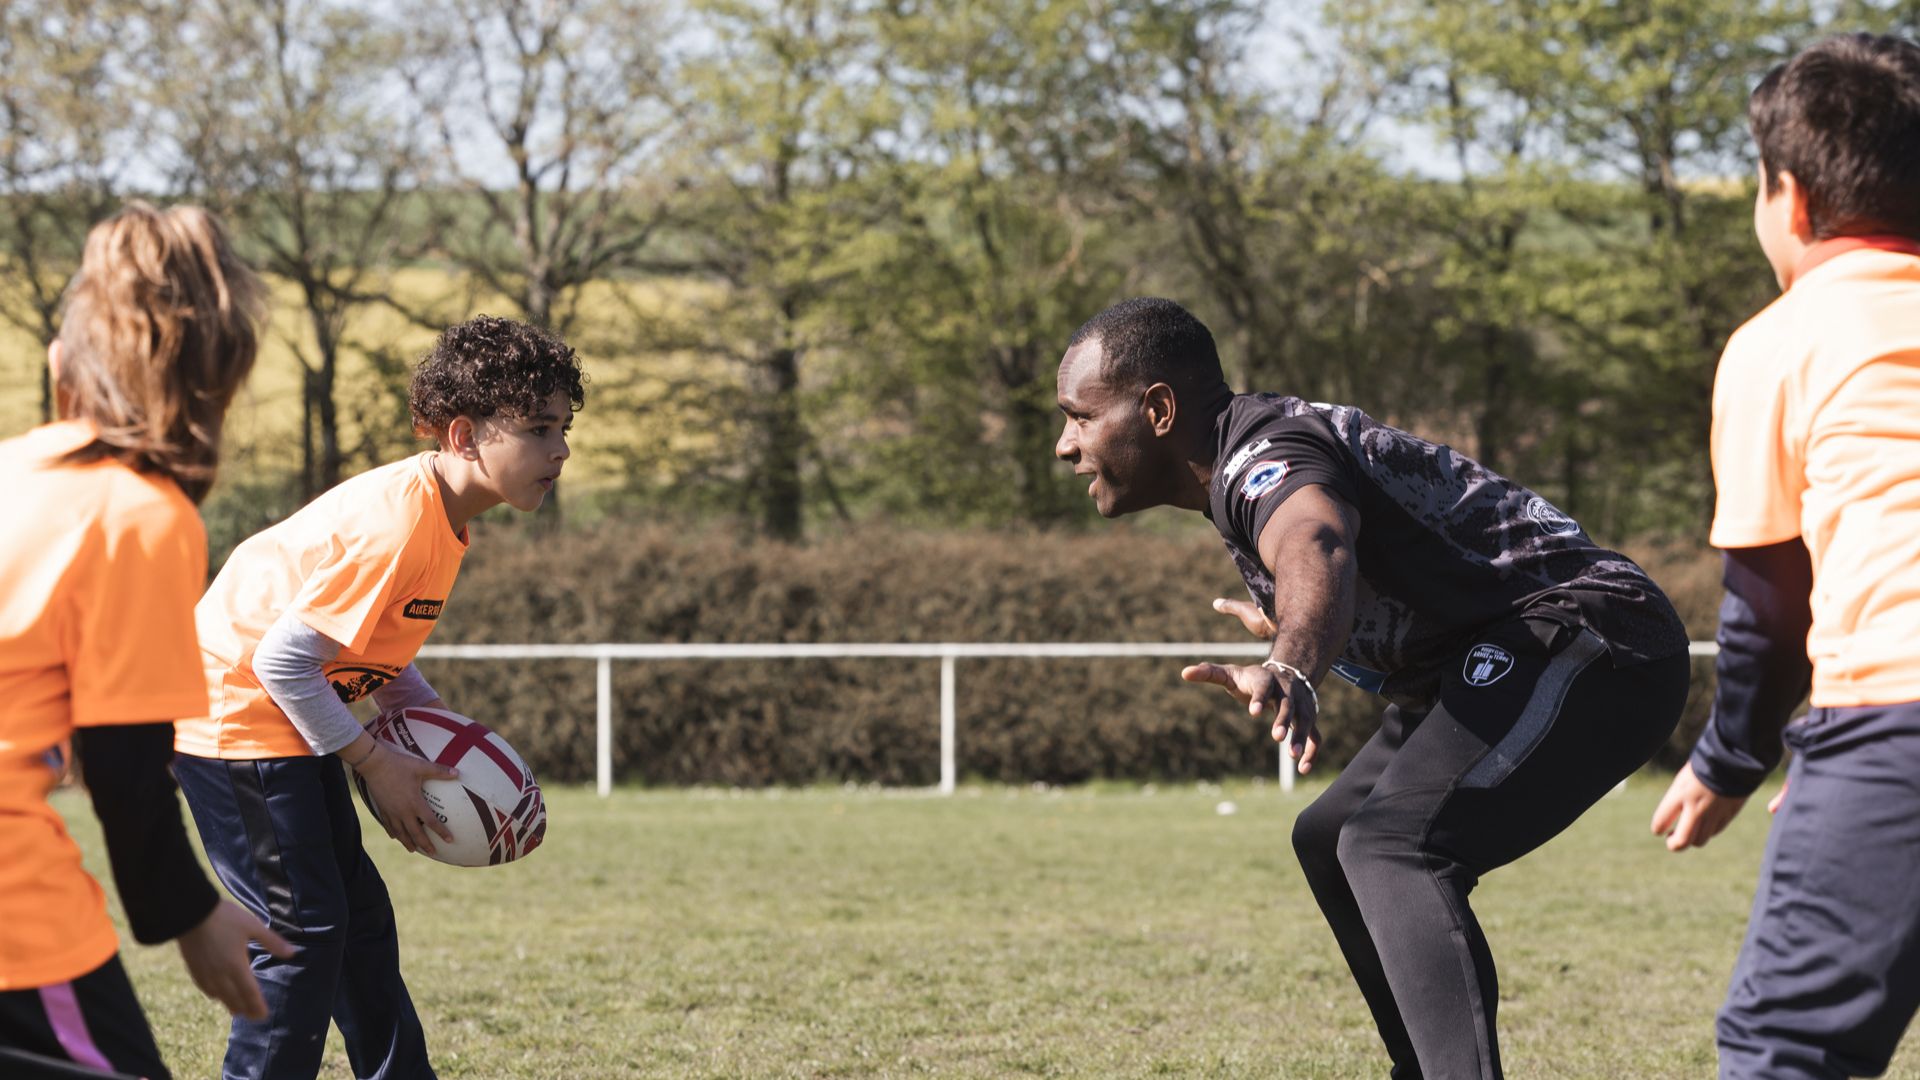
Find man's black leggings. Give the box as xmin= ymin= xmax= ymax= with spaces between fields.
xmin=1292 ymin=616 xmax=1690 ymax=1079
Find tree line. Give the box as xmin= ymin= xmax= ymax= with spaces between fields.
xmin=4 ymin=0 xmax=1915 ymax=544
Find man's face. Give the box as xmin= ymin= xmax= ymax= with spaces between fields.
xmin=1055 ymin=340 xmax=1160 ymax=517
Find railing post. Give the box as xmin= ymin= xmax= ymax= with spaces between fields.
xmin=939 ymin=653 xmax=956 ymax=795
xmin=596 ymin=653 xmax=613 ymax=798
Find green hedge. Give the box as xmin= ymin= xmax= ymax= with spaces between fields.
xmin=415 ymin=522 xmax=1722 ymax=786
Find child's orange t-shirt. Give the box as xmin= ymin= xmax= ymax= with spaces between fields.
xmin=174 ymin=454 xmax=468 ymax=759
xmin=1711 ymin=241 xmax=1920 ymax=707
xmin=0 ymin=420 xmax=210 ymax=989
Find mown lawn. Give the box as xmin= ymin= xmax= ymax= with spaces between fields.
xmin=58 ymin=776 xmax=1920 ymax=1078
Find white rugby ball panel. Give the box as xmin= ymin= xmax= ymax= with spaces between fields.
xmin=352 ymin=707 xmax=547 ymax=867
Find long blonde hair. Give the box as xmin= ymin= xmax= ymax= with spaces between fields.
xmin=55 ymin=201 xmax=264 ymax=504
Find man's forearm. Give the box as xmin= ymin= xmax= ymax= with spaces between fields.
xmin=1265 ymin=516 xmax=1358 ymax=684
xmin=1691 ymin=540 xmax=1814 ymax=796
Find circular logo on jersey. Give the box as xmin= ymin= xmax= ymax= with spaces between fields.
xmin=1240 ymin=460 xmax=1290 ymax=500
xmin=1526 ymin=496 xmax=1582 ymax=537
xmin=1463 ymin=644 xmax=1515 ymax=687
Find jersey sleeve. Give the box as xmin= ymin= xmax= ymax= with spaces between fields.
xmin=1709 ymin=332 xmax=1804 ymax=549
xmin=1220 ymin=416 xmax=1360 ymax=553
xmin=69 ymin=492 xmax=210 ymax=726
xmin=285 ymin=507 xmax=426 ymax=656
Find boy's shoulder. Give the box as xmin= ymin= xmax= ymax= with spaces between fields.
xmin=1718 ymin=290 xmax=1801 ymax=381
xmin=285 ymin=453 xmax=444 ymax=548
xmin=1717 ymin=250 xmax=1920 ymax=435
xmin=1784 ymin=250 xmax=1920 ymax=376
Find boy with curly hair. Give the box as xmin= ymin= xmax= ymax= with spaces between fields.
xmin=173 ymin=315 xmax=584 ymax=1079
xmin=1649 ymin=32 xmax=1920 ymax=1080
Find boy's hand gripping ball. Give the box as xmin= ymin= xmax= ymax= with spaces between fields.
xmin=352 ymin=707 xmax=547 ymax=867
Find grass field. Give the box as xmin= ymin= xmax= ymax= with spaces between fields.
xmin=58 ymin=776 xmax=1920 ymax=1078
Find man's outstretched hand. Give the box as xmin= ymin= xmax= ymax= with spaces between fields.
xmin=1180 ymin=660 xmax=1321 ymax=773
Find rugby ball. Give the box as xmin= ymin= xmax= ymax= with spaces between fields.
xmin=351 ymin=707 xmax=547 ymax=867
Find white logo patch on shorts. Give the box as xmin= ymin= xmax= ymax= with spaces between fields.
xmin=1525 ymin=496 xmax=1582 ymax=537
xmin=1463 ymin=644 xmax=1515 ymax=687
xmin=1240 ymin=460 xmax=1290 ymax=500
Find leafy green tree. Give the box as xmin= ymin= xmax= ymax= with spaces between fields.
xmin=646 ymin=0 xmax=894 ymax=540
xmin=400 ymin=0 xmax=677 ymax=336
xmin=165 ymin=0 xmax=424 ymax=497
xmin=0 ymin=0 xmax=147 ymax=420
xmin=842 ymin=0 xmax=1145 ymax=524
xmin=1324 ymin=0 xmax=1832 ymax=533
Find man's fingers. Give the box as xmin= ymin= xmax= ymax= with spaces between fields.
xmin=1181 ymin=663 xmax=1253 ymax=706
xmin=1180 ymin=662 xmax=1230 ymax=686
xmin=1297 ymin=729 xmax=1321 ymax=774
xmin=1210 ymin=598 xmax=1275 ymax=639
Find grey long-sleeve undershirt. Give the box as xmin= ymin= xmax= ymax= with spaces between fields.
xmin=252 ymin=609 xmax=441 ymax=755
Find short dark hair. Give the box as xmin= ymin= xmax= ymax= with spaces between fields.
xmin=1067 ymin=297 xmax=1227 ymax=396
xmin=409 ymin=315 xmax=586 ymax=437
xmin=1751 ymin=33 xmax=1920 ymax=239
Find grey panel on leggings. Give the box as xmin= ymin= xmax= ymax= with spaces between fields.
xmin=1458 ymin=628 xmax=1609 ymax=789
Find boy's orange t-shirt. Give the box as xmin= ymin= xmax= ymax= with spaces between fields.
xmin=174 ymin=454 xmax=468 ymax=760
xmin=1710 ymin=242 xmax=1920 ymax=707
xmin=0 ymin=421 xmax=210 ymax=989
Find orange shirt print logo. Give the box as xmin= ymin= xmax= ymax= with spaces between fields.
xmin=328 ymin=664 xmax=399 ymax=703
xmin=403 ymin=599 xmax=444 ymax=620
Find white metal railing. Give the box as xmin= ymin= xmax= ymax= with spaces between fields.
xmin=416 ymin=640 xmax=1722 ymax=797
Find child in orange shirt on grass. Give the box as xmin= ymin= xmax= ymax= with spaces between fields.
xmin=0 ymin=202 xmax=290 ymax=1079
xmin=1651 ymin=33 xmax=1920 ymax=1080
xmin=171 ymin=316 xmax=583 ymax=1080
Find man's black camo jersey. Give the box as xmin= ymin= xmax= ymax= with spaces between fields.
xmin=1208 ymin=394 xmax=1689 ymax=707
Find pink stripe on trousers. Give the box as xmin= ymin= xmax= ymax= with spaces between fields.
xmin=36 ymin=980 xmax=115 ymax=1072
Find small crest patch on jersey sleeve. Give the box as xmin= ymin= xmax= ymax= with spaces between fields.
xmin=1240 ymin=460 xmax=1291 ymax=500
xmin=1222 ymin=438 xmax=1272 ymax=482
xmin=1525 ymin=497 xmax=1582 ymax=537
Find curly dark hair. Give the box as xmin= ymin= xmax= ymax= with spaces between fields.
xmin=408 ymin=315 xmax=586 ymax=438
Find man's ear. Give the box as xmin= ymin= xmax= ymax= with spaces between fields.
xmin=1143 ymin=382 xmax=1177 ymax=437
xmin=445 ymin=415 xmax=480 ymax=459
